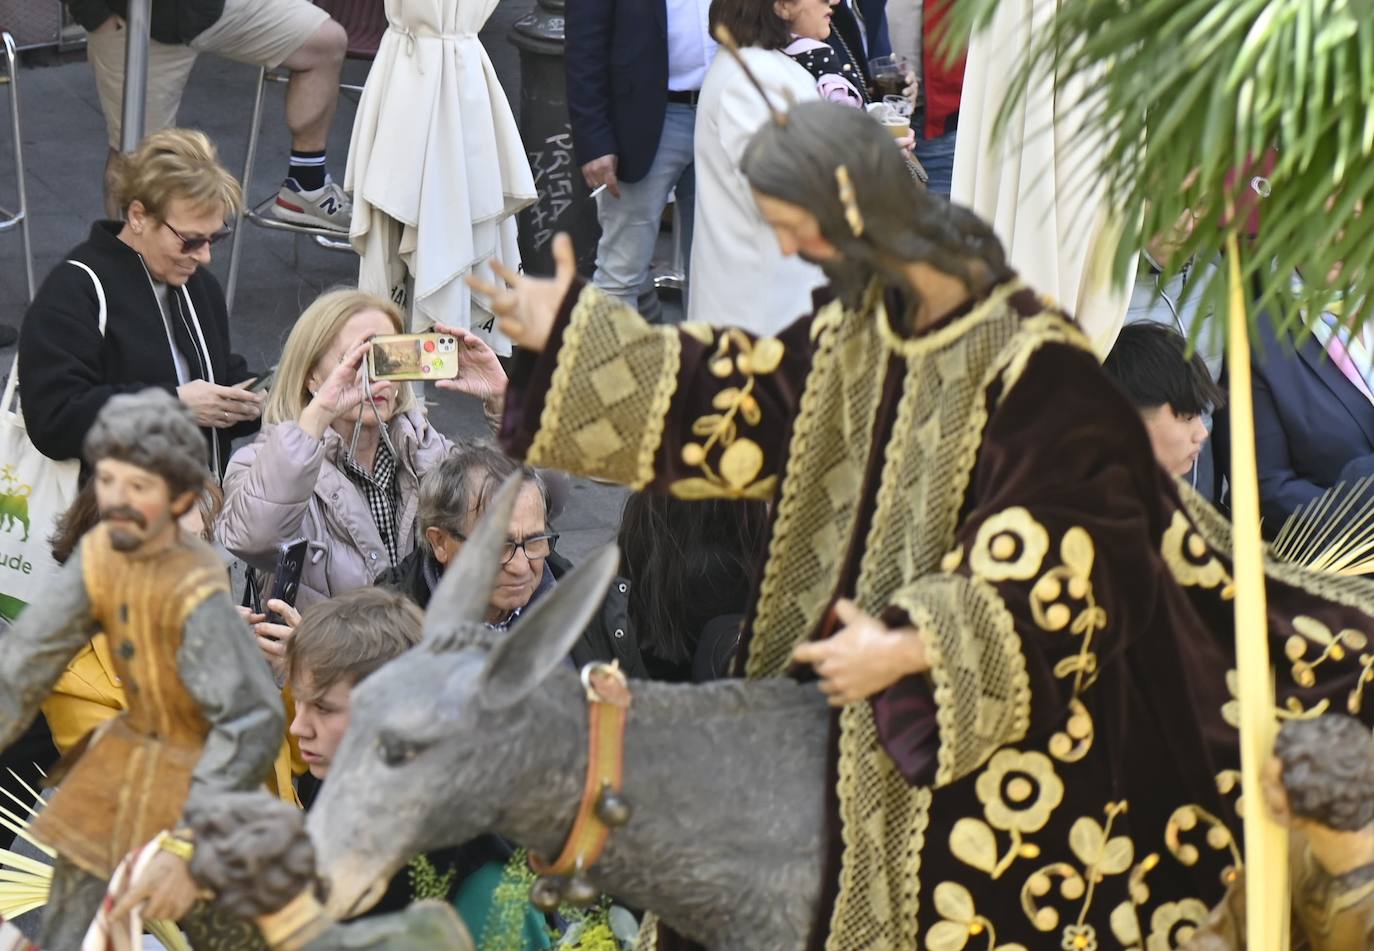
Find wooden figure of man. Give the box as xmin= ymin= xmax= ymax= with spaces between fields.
xmin=1187 ymin=714 xmax=1374 ymax=950
xmin=0 ymin=389 xmax=283 ymax=949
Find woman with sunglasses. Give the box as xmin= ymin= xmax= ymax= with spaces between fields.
xmin=18 ymin=128 xmax=261 ymax=476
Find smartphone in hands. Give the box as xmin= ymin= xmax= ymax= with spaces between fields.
xmin=265 ymin=538 xmax=308 ymax=627
xmin=368 ymin=333 xmax=461 ymax=382
xmin=245 ymin=366 xmax=277 ymax=393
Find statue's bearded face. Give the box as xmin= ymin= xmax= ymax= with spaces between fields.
xmin=94 ymin=458 xmax=182 ymax=552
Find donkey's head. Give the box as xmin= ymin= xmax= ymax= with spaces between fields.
xmin=307 ymin=475 xmax=618 ymax=919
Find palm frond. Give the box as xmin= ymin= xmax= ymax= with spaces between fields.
xmin=0 ymin=773 xmax=190 ymax=948
xmin=1272 ymin=476 xmax=1374 ymax=575
xmin=944 ymin=0 xmax=1374 ymax=345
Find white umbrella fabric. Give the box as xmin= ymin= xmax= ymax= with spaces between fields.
xmin=347 ymin=0 xmax=537 ymax=355
xmin=950 ymin=0 xmax=1136 ymax=356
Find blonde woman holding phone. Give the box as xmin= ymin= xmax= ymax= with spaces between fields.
xmin=217 ymin=287 xmax=506 ymax=610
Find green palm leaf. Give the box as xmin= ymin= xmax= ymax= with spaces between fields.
xmin=943 ymin=0 xmax=1374 ymax=343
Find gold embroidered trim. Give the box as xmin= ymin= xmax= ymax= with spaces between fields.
xmin=825 ymin=301 xmax=1094 ymax=948
xmin=746 ymin=298 xmax=878 ymax=679
xmin=527 ymin=286 xmax=681 ymax=489
xmin=996 ymin=315 xmax=1095 ymax=394
xmin=875 ymin=280 xmax=1026 ymax=357
xmin=828 ymin=700 xmax=933 ymax=951
xmin=894 ymin=576 xmax=1031 ymax=789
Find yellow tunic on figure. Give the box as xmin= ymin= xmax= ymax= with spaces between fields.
xmin=499 ymin=279 xmax=1374 ymax=950
xmin=32 ymin=523 xmax=233 ymax=878
xmin=42 ymin=634 xmax=304 ymax=808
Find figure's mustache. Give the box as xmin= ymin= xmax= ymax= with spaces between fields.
xmin=101 ymin=506 xmax=147 ymax=529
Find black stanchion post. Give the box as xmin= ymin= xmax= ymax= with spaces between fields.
xmin=510 ymin=0 xmax=601 ymax=277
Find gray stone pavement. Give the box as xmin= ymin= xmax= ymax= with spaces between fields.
xmin=0 ymin=6 xmax=631 ymax=561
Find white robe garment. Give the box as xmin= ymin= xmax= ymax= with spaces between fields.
xmin=690 ymin=47 xmax=826 ymax=336
xmin=951 ymin=0 xmax=1136 ymax=356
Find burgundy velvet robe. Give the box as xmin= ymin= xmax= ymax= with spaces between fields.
xmin=502 ymin=277 xmax=1374 ymax=951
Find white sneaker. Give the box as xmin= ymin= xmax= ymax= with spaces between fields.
xmin=273 ymin=179 xmax=352 ymax=232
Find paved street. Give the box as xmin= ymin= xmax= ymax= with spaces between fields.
xmin=0 ymin=4 xmax=629 ymax=560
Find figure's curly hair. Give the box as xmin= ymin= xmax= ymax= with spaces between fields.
xmin=84 ymin=389 xmax=209 ymax=499
xmin=186 ymin=792 xmax=317 ymax=919
xmin=1273 ymin=714 xmax=1374 ymax=832
xmin=741 ymin=101 xmax=1013 ymax=316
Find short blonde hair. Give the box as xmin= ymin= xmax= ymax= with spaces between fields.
xmin=264 ymin=288 xmax=416 ymax=424
xmin=110 ymin=128 xmax=243 ymax=219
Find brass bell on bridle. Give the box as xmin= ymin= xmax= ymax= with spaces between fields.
xmin=564 ymin=872 xmax=600 ymax=907
xmin=529 ymin=875 xmax=566 ymax=913
xmin=594 ymin=782 xmax=632 ymax=828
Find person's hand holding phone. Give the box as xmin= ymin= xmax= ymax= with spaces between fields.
xmin=177 ymin=379 xmax=264 ymax=429
xmin=433 ymin=325 xmax=508 ymax=400
xmin=300 ymin=339 xmax=397 ymax=440
xmin=245 ymin=599 xmax=301 ymax=678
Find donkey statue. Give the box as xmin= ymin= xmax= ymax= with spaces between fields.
xmin=308 ymin=477 xmax=830 ymax=950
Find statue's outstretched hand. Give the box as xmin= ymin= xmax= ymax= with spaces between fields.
xmin=466 ymin=233 xmax=577 ymax=353
xmin=792 ymin=599 xmax=930 ymax=707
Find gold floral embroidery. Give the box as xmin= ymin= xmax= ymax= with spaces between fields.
xmin=1019 ymin=803 xmax=1134 ymax=938
xmin=925 ymin=881 xmax=1029 ymax=951
xmin=1280 ymin=615 xmax=1374 ymax=713
xmin=1220 ymin=668 xmax=1330 ymax=729
xmin=1164 ymin=804 xmax=1241 ymax=872
xmin=1060 ymin=924 xmax=1097 ymax=950
xmin=1107 ymin=853 xmax=1163 ymax=947
xmin=970 ymin=508 xmax=1050 ymax=582
xmin=998 ymin=524 xmax=1107 ymax=763
xmin=949 ymin=750 xmax=1063 ymax=879
xmin=1047 ymin=699 xmax=1095 ymax=763
xmin=669 ymin=330 xmax=784 ymax=501
xmin=1160 ymin=510 xmax=1235 ymax=596
xmin=1143 ymin=899 xmax=1210 ymax=951
xmin=941 ymin=545 xmax=964 ymax=573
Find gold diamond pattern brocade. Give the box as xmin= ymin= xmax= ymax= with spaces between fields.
xmin=824 ymin=293 xmax=1090 ymax=951
xmin=894 ymin=576 xmax=1029 ymax=788
xmin=744 ymin=297 xmax=887 ymax=680
xmin=526 ymin=286 xmax=682 ymax=489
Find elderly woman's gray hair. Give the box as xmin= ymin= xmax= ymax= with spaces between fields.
xmin=418 ymin=443 xmax=548 ymax=538
xmin=84 ymin=388 xmax=210 ymax=499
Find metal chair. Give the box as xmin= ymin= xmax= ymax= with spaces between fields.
xmin=224 ymin=0 xmax=388 ymax=313
xmin=0 ymin=31 xmax=33 ymax=303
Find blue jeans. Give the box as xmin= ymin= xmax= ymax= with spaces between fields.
xmin=592 ymin=103 xmax=696 ymax=323
xmin=915 ymin=129 xmax=958 ymax=198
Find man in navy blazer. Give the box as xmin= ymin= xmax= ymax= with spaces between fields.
xmin=828 ymin=0 xmax=891 ymax=84
xmin=565 ymin=0 xmax=714 ymax=322
xmin=1215 ymin=306 xmax=1374 ymax=532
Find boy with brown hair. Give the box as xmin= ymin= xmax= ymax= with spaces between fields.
xmin=284 ymin=588 xmax=423 ymax=780
xmin=284 ymin=588 xmax=525 ymax=927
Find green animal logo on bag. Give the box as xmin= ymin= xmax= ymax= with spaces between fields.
xmin=0 ymin=464 xmax=32 ymax=542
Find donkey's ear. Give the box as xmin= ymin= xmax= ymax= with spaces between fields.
xmin=424 ymin=473 xmax=524 ymax=652
xmin=476 ymin=545 xmax=619 ymax=710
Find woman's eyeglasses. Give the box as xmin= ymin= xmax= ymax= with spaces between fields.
xmin=161 ymin=219 xmax=233 ymax=253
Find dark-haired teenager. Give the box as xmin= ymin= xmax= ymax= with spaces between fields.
xmin=1104 ymin=321 xmax=1224 ymax=480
